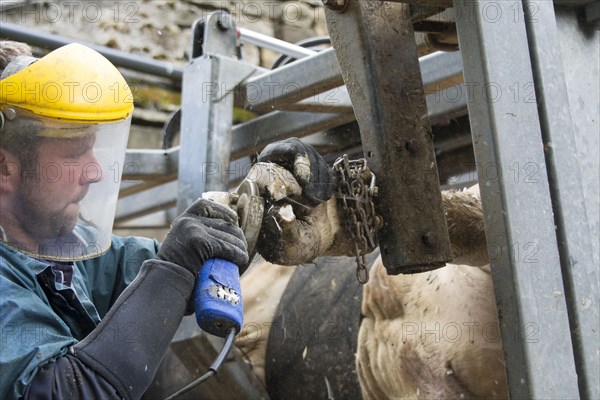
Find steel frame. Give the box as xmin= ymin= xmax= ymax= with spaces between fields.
xmin=109 ymin=6 xmax=600 ymax=397
xmin=116 ymin=49 xmax=468 ymax=223
xmin=170 ymin=2 xmax=597 ymax=398
xmin=453 ymin=0 xmax=598 ymax=398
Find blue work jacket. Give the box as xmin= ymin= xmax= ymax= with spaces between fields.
xmin=0 ymin=236 xmax=159 ymax=400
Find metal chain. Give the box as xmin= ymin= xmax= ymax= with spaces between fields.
xmin=333 ymin=155 xmax=380 ymax=284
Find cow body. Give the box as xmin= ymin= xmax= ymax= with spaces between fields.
xmin=235 ymin=185 xmax=509 ymax=399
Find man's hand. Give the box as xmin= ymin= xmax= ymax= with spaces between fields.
xmin=251 ymin=138 xmax=355 ymax=265
xmin=157 ymin=199 xmax=249 ymax=275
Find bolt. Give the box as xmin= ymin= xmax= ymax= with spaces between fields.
xmin=421 ymin=232 xmax=436 ymax=247
xmin=405 ymin=139 xmax=419 ymax=155
xmin=323 ymin=0 xmax=349 ymax=13
xmin=217 ymin=14 xmax=233 ymax=30
xmin=4 ymin=107 xmax=16 ymax=120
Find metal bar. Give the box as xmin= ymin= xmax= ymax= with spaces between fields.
xmin=123 ymin=148 xmax=179 ymax=181
xmin=554 ymin=7 xmax=600 ymax=270
xmin=119 ymin=178 xmax=176 ymax=199
xmin=369 ymin=0 xmax=453 ymax=6
xmin=0 ymin=22 xmax=183 ymax=81
xmin=177 ymin=14 xmax=238 ymax=213
xmin=244 ymin=47 xmax=464 ymax=114
xmin=523 ymin=1 xmax=599 ymax=397
xmin=244 ymin=48 xmax=344 ymax=113
xmin=272 ymin=55 xmax=468 ymax=118
xmin=421 ymin=50 xmax=464 ymax=93
xmin=115 ymin=181 xmax=178 ymax=224
xmin=270 ymin=84 xmax=468 ymax=118
xmin=453 ymin=0 xmax=580 ymax=397
xmin=231 ymin=110 xmax=356 ymax=159
xmin=275 ymin=86 xmax=354 ymax=113
xmin=116 ymin=49 xmax=469 ymax=219
xmin=324 ymin=0 xmax=452 ymax=274
xmin=369 ymin=0 xmax=593 ymax=6
xmin=238 ymin=27 xmax=316 ymax=59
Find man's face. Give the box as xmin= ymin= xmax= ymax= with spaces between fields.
xmin=15 ymin=134 xmax=100 ymax=239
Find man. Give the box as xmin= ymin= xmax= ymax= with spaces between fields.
xmin=0 ymin=41 xmax=248 ymax=400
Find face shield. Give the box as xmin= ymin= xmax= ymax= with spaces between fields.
xmin=1 ymin=42 xmax=134 ymax=262
xmin=0 ymin=107 xmax=131 ymax=261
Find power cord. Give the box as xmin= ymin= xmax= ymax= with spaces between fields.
xmin=164 ymin=328 xmax=237 ymax=400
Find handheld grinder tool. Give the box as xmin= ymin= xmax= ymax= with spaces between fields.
xmin=165 ymin=181 xmax=264 ymax=399
xmin=193 ymin=179 xmax=265 ymax=338
xmin=165 ymin=164 xmax=295 ymax=399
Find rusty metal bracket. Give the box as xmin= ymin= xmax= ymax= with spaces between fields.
xmin=324 ymin=0 xmax=452 ymax=274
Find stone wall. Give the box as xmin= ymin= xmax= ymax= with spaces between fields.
xmin=1 ymin=0 xmax=328 ymax=67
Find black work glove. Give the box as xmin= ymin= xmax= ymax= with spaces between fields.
xmin=157 ymin=198 xmax=249 ymax=276
xmin=258 ymin=137 xmax=337 ymax=205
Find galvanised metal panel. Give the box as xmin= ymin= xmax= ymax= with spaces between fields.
xmin=454 ymin=0 xmax=580 ymax=397
xmin=178 ymin=14 xmax=239 ymax=213
xmin=554 ymin=6 xmax=600 ymax=398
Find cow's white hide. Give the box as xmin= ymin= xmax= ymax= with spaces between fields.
xmin=235 ymin=185 xmax=508 ymax=399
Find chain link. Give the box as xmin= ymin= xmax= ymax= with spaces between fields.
xmin=333 ymin=155 xmax=380 ymax=284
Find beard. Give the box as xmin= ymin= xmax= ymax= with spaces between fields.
xmin=15 ymin=182 xmax=81 ymax=240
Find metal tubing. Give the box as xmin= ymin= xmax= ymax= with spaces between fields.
xmin=243 ymin=48 xmax=465 ymax=115
xmin=177 ymin=14 xmax=238 ymax=213
xmin=231 ymin=110 xmax=356 ymax=158
xmin=122 ymin=148 xmax=179 ymax=181
xmin=115 ymin=181 xmax=178 ymax=224
xmin=238 ymin=27 xmax=316 ymax=59
xmin=0 ymin=22 xmax=184 ymax=81
xmin=244 ymin=48 xmax=344 ymax=113
xmin=371 ymin=0 xmax=593 ymax=6
xmin=118 ymin=48 xmax=470 ymax=221
xmin=420 ymin=50 xmax=464 ymax=93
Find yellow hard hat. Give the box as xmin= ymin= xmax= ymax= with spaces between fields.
xmin=0 ymin=43 xmax=133 ymax=123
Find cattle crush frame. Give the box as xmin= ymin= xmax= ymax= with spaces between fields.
xmin=2 ymin=0 xmax=597 ymax=398
xmin=175 ymin=2 xmax=599 ymax=397
xmin=171 ymin=2 xmax=599 ymax=398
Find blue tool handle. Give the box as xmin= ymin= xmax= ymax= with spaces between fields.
xmin=194 ymin=258 xmax=243 ymax=338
